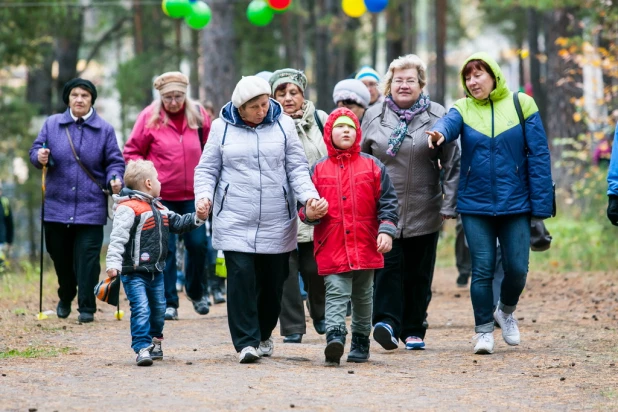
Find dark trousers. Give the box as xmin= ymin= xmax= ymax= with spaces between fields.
xmin=455 ymin=216 xmax=472 ymax=277
xmin=161 ymin=200 xmax=207 ymax=307
xmin=225 ymin=251 xmax=290 ymax=352
xmin=44 ymin=223 xmax=104 ymax=314
xmin=279 ymin=250 xmax=307 ymax=336
xmin=373 ymin=232 xmax=439 ymax=341
xmin=298 ymin=242 xmax=325 ymax=322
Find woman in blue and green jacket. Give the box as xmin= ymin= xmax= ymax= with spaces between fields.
xmin=427 ymin=52 xmax=553 ymax=355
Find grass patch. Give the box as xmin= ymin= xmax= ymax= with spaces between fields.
xmin=0 ymin=346 xmax=71 ymax=359
xmin=601 ymin=388 xmax=618 ymax=400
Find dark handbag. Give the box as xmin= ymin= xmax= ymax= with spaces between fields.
xmin=65 ymin=127 xmax=114 ymax=218
xmin=530 ymin=218 xmax=552 ymax=252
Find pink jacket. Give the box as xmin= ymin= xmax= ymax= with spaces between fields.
xmin=124 ymin=104 xmax=211 ymax=201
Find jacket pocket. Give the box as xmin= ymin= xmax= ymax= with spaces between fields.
xmin=462 ymin=166 xmax=471 ymax=193
xmin=217 ymin=183 xmax=230 ymax=216
xmin=282 ymin=186 xmax=292 ymax=220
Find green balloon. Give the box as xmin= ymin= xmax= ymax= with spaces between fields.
xmin=163 ymin=0 xmax=191 ymax=19
xmin=185 ymin=1 xmax=212 ymax=30
xmin=247 ymin=0 xmax=274 ymax=26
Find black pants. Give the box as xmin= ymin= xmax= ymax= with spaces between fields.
xmin=298 ymin=242 xmax=325 ymax=322
xmin=455 ymin=216 xmax=472 ymax=277
xmin=279 ymin=250 xmax=306 ymax=336
xmin=44 ymin=223 xmax=104 ymax=314
xmin=225 ymin=251 xmax=290 ymax=352
xmin=373 ymin=232 xmax=439 ymax=341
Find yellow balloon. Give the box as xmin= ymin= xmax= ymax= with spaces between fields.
xmin=342 ymin=0 xmax=366 ymax=18
xmin=114 ymin=310 xmax=124 ymax=320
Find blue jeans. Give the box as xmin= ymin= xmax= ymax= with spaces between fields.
xmin=121 ymin=273 xmax=166 ymax=353
xmin=461 ymin=213 xmax=530 ymax=333
xmin=161 ymin=200 xmax=208 ymax=307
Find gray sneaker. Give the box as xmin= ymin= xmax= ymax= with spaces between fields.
xmin=192 ymin=296 xmax=210 ymax=315
xmin=164 ymin=307 xmax=178 ymax=321
xmin=136 ymin=346 xmax=154 ymax=366
xmin=150 ymin=337 xmax=163 ymax=360
xmin=257 ymin=337 xmax=274 ymax=357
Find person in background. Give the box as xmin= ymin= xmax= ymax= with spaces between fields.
xmin=362 ymin=54 xmax=460 ymax=351
xmin=30 ymin=78 xmax=125 ymax=323
xmin=427 ymin=52 xmax=553 ymax=355
xmin=124 ymin=71 xmax=212 ymax=321
xmin=333 ymin=79 xmax=371 ymax=123
xmin=270 ymin=68 xmax=329 ymax=344
xmin=606 ymin=120 xmax=618 ymax=226
xmin=194 ymin=76 xmax=322 ymax=364
xmin=0 ymin=182 xmax=14 ymax=267
xmin=355 ymin=66 xmax=384 ymax=108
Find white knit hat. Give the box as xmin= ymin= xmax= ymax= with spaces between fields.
xmin=232 ymin=76 xmax=272 ymax=108
xmin=333 ymin=79 xmax=371 ymax=109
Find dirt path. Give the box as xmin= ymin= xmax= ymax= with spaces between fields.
xmin=1 ymin=268 xmax=617 ymax=411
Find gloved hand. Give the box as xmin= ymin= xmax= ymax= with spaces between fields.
xmin=607 ymin=195 xmax=618 ymax=226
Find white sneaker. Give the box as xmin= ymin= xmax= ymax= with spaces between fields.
xmin=239 ymin=346 xmax=259 ymax=364
xmin=256 ymin=337 xmax=274 ymax=357
xmin=473 ymin=333 xmax=494 ymax=354
xmin=493 ymin=308 xmax=521 ymax=346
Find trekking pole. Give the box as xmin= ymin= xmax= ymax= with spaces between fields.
xmin=37 ymin=143 xmax=49 ymax=321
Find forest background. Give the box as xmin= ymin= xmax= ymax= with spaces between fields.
xmin=0 ymin=0 xmax=617 ymax=274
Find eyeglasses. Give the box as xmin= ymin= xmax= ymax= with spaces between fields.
xmin=392 ymin=79 xmax=419 ymax=86
xmin=162 ymin=93 xmax=186 ymax=103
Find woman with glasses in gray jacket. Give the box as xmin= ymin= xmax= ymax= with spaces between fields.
xmin=361 ymin=54 xmax=460 ymax=351
xmin=194 ymin=76 xmax=324 ymax=364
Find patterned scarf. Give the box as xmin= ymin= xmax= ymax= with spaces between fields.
xmin=385 ymin=93 xmax=431 ymax=157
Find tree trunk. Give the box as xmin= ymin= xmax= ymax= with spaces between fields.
xmin=314 ymin=0 xmax=331 ymax=110
xmin=202 ymin=1 xmax=237 ymax=113
xmin=26 ymin=45 xmax=54 ymax=115
xmin=527 ymin=7 xmax=546 ymax=124
xmin=434 ymin=0 xmax=447 ymax=105
xmin=386 ymin=0 xmax=403 ymax=64
xmin=190 ymin=29 xmax=200 ymax=101
xmin=54 ymin=7 xmax=84 ymax=112
xmin=370 ymin=14 xmax=378 ymax=69
xmin=402 ymin=0 xmax=417 ymax=54
xmin=544 ymin=8 xmax=584 ymax=186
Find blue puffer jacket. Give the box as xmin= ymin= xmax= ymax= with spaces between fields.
xmin=606 ymin=122 xmax=618 ymax=196
xmin=432 ymin=52 xmax=553 ymax=218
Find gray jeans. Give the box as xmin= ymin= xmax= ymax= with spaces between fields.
xmin=324 ymin=270 xmax=373 ymax=336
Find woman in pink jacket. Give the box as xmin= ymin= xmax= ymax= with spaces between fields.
xmin=124 ymin=72 xmax=211 ymax=321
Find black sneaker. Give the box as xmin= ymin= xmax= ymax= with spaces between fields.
xmin=56 ymin=301 xmax=71 ymax=319
xmin=150 ymin=337 xmax=163 ymax=360
xmin=77 ymin=312 xmax=94 ymax=323
xmin=313 ymin=319 xmax=326 ymax=335
xmin=324 ymin=326 xmax=347 ymax=365
xmin=456 ymin=273 xmax=470 ymax=287
xmin=192 ymin=296 xmax=210 ymax=315
xmin=347 ymin=333 xmax=370 ymax=363
xmin=136 ymin=346 xmax=153 ymax=366
xmin=283 ymin=333 xmax=303 ymax=343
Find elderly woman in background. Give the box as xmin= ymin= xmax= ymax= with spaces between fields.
xmin=333 ymin=79 xmax=371 ymax=123
xmin=30 ymin=78 xmax=125 ymax=323
xmin=355 ymin=66 xmax=384 ymax=108
xmin=269 ymin=68 xmax=329 ymax=343
xmin=194 ymin=76 xmax=323 ymax=363
xmin=124 ymin=72 xmax=212 ymax=321
xmin=361 ymin=54 xmax=460 ymax=351
xmin=427 ymin=52 xmax=553 ymax=355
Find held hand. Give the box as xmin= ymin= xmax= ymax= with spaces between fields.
xmin=107 ymin=268 xmax=119 ymax=278
xmin=426 ymin=131 xmax=445 ymax=149
xmin=110 ymin=177 xmax=122 ymax=194
xmin=305 ymin=198 xmax=318 ymax=220
xmin=196 ymin=202 xmax=209 ymax=220
xmin=197 ymin=198 xmax=212 ymax=216
xmin=441 ymin=214 xmax=455 ymax=221
xmin=38 ymin=148 xmax=50 ymax=165
xmin=312 ymin=197 xmax=329 ymax=220
xmin=376 ymin=233 xmax=393 ymax=254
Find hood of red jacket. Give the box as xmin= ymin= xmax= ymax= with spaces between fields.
xmin=323 ymin=107 xmax=362 ymax=157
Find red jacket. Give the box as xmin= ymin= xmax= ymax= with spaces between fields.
xmin=123 ymin=104 xmax=211 ymax=201
xmin=300 ymin=108 xmax=398 ymax=275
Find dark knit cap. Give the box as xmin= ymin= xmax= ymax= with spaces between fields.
xmin=62 ymin=78 xmax=97 ymax=106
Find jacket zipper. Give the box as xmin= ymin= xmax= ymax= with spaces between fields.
xmin=283 ymin=186 xmax=292 ymax=219
xmin=217 ymin=183 xmax=230 ymax=216
xmin=464 ymin=166 xmax=471 ymax=192
xmin=490 ymin=99 xmax=497 ymax=215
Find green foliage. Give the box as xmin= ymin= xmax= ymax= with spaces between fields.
xmin=0 ymin=346 xmax=71 ymax=359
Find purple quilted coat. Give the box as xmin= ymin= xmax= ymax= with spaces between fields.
xmin=29 ymin=109 xmax=125 ymax=226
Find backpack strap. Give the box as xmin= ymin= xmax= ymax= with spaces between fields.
xmin=513 ymin=91 xmax=528 ymax=154
xmin=313 ymin=111 xmax=324 ymax=135
xmin=196 ymin=105 xmax=205 ymax=151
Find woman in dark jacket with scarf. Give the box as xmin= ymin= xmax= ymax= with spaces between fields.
xmin=30 ymin=78 xmax=125 ymax=323
xmin=362 ymin=54 xmax=460 ymax=351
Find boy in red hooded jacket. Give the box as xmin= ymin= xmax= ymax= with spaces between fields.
xmin=300 ymin=108 xmax=398 ymax=365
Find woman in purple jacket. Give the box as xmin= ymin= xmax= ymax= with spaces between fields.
xmin=29 ymin=78 xmax=125 ymax=323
